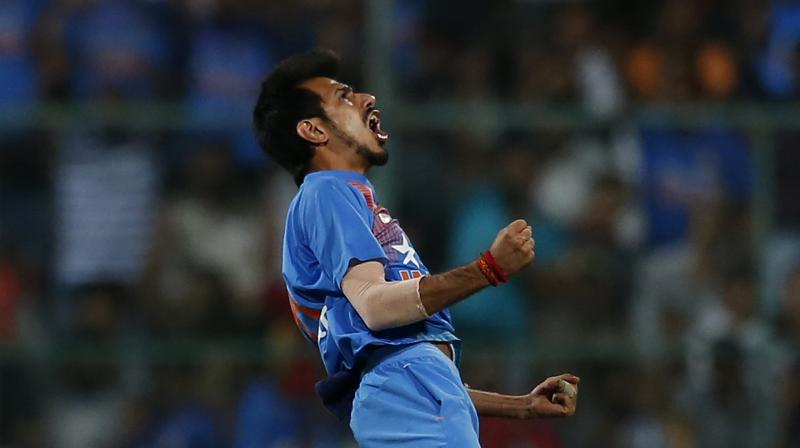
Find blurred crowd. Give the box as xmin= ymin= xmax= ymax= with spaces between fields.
xmin=3 ymin=0 xmax=800 ymax=447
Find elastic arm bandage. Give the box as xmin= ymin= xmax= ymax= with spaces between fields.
xmin=341 ymin=261 xmax=430 ymax=331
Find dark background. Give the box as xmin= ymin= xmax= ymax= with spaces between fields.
xmin=2 ymin=0 xmax=800 ymax=447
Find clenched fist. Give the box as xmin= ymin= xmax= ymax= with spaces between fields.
xmin=489 ymin=219 xmax=535 ymax=277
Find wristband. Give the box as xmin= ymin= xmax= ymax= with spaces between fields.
xmin=482 ymin=250 xmax=509 ymax=283
xmin=477 ymin=255 xmax=499 ymax=286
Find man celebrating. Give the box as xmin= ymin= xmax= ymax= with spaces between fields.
xmin=253 ymin=49 xmax=578 ymax=447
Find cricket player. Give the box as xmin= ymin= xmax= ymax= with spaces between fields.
xmin=253 ymin=49 xmax=579 ymax=447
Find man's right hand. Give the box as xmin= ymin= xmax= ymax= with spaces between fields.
xmin=416 ymin=219 xmax=536 ymax=318
xmin=489 ymin=219 xmax=535 ymax=277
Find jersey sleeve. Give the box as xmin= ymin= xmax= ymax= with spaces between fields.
xmin=301 ymin=179 xmax=387 ymax=288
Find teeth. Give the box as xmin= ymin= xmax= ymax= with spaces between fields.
xmin=366 ymin=110 xmax=388 ymax=142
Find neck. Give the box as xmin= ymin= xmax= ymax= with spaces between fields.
xmin=309 ymin=147 xmax=369 ymax=175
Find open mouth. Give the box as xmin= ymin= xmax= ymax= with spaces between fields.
xmin=366 ymin=109 xmax=389 ymax=144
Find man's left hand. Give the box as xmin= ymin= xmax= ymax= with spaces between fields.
xmin=517 ymin=373 xmax=579 ymax=419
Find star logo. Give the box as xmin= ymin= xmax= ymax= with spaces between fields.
xmin=391 ymin=234 xmax=420 ymax=268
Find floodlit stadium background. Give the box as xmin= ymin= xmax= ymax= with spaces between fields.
xmin=2 ymin=0 xmax=800 ymax=447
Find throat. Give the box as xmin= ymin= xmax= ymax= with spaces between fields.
xmin=309 ymin=147 xmax=370 ymax=175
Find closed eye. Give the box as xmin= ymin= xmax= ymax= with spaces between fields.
xmin=337 ymin=85 xmax=354 ymax=103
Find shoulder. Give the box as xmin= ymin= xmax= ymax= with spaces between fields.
xmin=297 ymin=175 xmax=368 ymax=210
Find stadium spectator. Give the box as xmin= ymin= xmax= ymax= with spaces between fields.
xmin=696 ymin=42 xmax=740 ymax=99
xmin=444 ymin=137 xmax=538 ymax=343
xmin=126 ymin=364 xmax=225 ymax=448
xmin=536 ymin=175 xmax=635 ymax=341
xmin=0 ymin=0 xmax=45 ymax=104
xmin=758 ymin=1 xmax=800 ymax=98
xmin=45 ymin=283 xmax=129 ymax=448
xmin=64 ymin=0 xmax=172 ymax=99
xmin=631 ymin=202 xmax=753 ymax=360
xmin=684 ymin=261 xmax=781 ymax=448
xmin=233 ymin=323 xmax=348 ymax=447
xmin=183 ymin=0 xmax=274 ymax=165
xmin=614 ymin=367 xmax=694 ymax=448
xmin=53 ymin=90 xmax=160 ymax=328
xmin=556 ymin=5 xmax=623 ymax=117
xmin=143 ymin=143 xmax=266 ymax=329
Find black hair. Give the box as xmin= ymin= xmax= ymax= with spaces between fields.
xmin=253 ymin=49 xmax=340 ymax=186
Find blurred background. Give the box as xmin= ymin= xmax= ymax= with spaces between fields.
xmin=2 ymin=0 xmax=800 ymax=446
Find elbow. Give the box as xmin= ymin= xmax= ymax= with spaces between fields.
xmin=361 ymin=312 xmax=392 ymax=332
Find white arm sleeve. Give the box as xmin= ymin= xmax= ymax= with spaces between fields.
xmin=341 ymin=261 xmax=430 ymax=331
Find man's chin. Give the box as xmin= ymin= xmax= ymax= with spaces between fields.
xmin=371 ymin=148 xmax=389 ymax=166
xmin=357 ymin=144 xmax=388 ymax=166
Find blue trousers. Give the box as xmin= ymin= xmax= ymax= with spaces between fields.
xmin=350 ymin=342 xmax=480 ymax=447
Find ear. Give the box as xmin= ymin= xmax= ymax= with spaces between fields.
xmin=296 ymin=118 xmax=328 ymax=145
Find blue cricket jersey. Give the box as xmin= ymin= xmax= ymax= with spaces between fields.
xmin=282 ymin=170 xmax=460 ymax=382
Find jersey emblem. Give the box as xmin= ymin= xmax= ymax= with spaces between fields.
xmin=391 ymin=234 xmax=421 ymax=268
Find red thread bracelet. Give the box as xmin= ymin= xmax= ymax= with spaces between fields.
xmin=482 ymin=251 xmax=509 ymax=283
xmin=477 ymin=256 xmax=499 ymax=286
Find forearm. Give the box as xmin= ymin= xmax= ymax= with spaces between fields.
xmin=342 ymin=260 xmax=490 ymax=331
xmin=343 ymin=219 xmax=533 ymax=330
xmin=469 ymin=374 xmax=581 ymax=420
xmin=467 ymin=388 xmax=528 ymax=419
xmin=343 ymin=266 xmax=427 ymax=331
xmin=418 ymin=260 xmax=489 ymax=316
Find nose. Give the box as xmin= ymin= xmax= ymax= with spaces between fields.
xmin=359 ymin=93 xmax=376 ymax=110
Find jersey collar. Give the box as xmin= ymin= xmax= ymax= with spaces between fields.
xmin=304 ymin=170 xmax=372 ymax=186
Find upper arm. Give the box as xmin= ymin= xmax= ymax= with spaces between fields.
xmin=301 ymin=180 xmax=387 ymax=288
xmin=341 ymin=261 xmax=386 ymax=310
